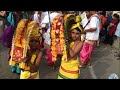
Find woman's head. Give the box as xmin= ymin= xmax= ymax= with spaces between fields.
xmin=113 ymin=13 xmax=119 ymax=20
xmin=98 ymin=11 xmax=106 ymax=16
xmin=85 ymin=11 xmax=97 ymax=19
xmin=85 ymin=11 xmax=91 ymax=19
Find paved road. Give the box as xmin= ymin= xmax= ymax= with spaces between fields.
xmin=0 ymin=42 xmax=119 ymax=79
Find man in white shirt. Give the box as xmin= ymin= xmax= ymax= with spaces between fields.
xmin=80 ymin=11 xmax=100 ymax=67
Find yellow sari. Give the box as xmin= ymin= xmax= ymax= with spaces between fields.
xmin=58 ymin=42 xmax=80 ymax=79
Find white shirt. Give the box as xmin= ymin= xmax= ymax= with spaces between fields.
xmin=41 ymin=12 xmax=60 ymax=26
xmin=33 ymin=12 xmax=40 ymax=24
xmin=85 ymin=15 xmax=100 ymax=40
xmin=81 ymin=12 xmax=86 ymax=20
xmin=81 ymin=16 xmax=88 ymax=28
xmin=41 ymin=11 xmax=49 ymax=23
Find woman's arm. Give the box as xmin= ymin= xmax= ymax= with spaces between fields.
xmin=108 ymin=23 xmax=115 ymax=28
xmin=108 ymin=20 xmax=118 ymax=28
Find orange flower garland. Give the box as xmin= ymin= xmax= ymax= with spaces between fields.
xmin=51 ymin=15 xmax=68 ymax=62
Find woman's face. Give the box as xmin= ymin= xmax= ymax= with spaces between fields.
xmin=112 ymin=15 xmax=119 ymax=20
xmin=29 ymin=38 xmax=40 ymax=49
xmin=71 ymin=29 xmax=81 ymax=41
xmin=112 ymin=15 xmax=115 ymax=19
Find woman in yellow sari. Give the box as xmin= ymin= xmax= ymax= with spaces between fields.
xmin=58 ymin=23 xmax=83 ymax=79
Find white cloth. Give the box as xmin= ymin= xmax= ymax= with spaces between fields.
xmin=81 ymin=16 xmax=88 ymax=28
xmin=41 ymin=12 xmax=60 ymax=27
xmin=43 ymin=28 xmax=51 ymax=45
xmin=33 ymin=12 xmax=40 ymax=24
xmin=41 ymin=12 xmax=60 ymax=45
xmin=81 ymin=12 xmax=86 ymax=20
xmin=115 ymin=22 xmax=120 ymax=37
xmin=85 ymin=15 xmax=100 ymax=40
xmin=41 ymin=11 xmax=49 ymax=24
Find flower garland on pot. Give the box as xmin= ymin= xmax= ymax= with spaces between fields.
xmin=51 ymin=15 xmax=67 ymax=62
xmin=51 ymin=14 xmax=76 ymax=62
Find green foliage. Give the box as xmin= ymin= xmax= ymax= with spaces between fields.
xmin=64 ymin=15 xmax=76 ymax=55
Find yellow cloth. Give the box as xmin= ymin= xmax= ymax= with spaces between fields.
xmin=58 ymin=58 xmax=80 ymax=79
xmin=58 ymin=42 xmax=80 ymax=79
xmin=71 ymin=23 xmax=83 ymax=31
xmin=71 ymin=15 xmax=83 ymax=31
xmin=20 ymin=70 xmax=39 ymax=79
xmin=27 ymin=21 xmax=42 ymax=44
xmin=76 ymin=15 xmax=82 ymax=23
xmin=69 ymin=42 xmax=75 ymax=47
xmin=14 ymin=19 xmax=28 ymax=48
xmin=27 ymin=21 xmax=40 ymax=37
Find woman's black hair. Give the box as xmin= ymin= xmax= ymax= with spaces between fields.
xmin=99 ymin=11 xmax=106 ymax=16
xmin=113 ymin=13 xmax=119 ymax=20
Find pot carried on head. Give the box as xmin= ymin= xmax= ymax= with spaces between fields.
xmin=9 ymin=19 xmax=28 ymax=68
xmin=9 ymin=19 xmax=41 ymax=69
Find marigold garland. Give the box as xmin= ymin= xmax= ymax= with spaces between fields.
xmin=51 ymin=15 xmax=68 ymax=62
xmin=20 ymin=71 xmax=30 ymax=79
xmin=51 ymin=14 xmax=76 ymax=62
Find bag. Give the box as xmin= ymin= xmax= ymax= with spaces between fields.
xmin=0 ymin=24 xmax=14 ymax=48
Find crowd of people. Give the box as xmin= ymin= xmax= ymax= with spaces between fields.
xmin=0 ymin=11 xmax=120 ymax=79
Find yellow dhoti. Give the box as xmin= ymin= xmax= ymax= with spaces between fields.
xmin=58 ymin=58 xmax=80 ymax=79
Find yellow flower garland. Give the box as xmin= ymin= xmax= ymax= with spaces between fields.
xmin=20 ymin=71 xmax=30 ymax=79
xmin=24 ymin=54 xmax=36 ymax=71
xmin=51 ymin=15 xmax=68 ymax=62
xmin=31 ymin=54 xmax=36 ymax=64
